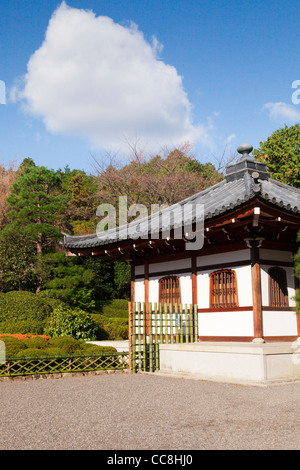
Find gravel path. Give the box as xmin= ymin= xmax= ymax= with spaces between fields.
xmin=1 ymin=372 xmax=300 ymax=450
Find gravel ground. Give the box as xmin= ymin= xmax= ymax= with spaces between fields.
xmin=1 ymin=372 xmax=300 ymax=450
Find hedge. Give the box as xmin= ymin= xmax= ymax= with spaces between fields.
xmin=0 ymin=291 xmax=53 ymax=322
xmin=94 ymin=299 xmax=128 ymax=318
xmin=92 ymin=315 xmax=128 ymax=340
xmin=0 ymin=334 xmax=117 ymax=357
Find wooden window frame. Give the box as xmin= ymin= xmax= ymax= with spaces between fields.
xmin=268 ymin=267 xmax=289 ymax=308
xmin=159 ymin=275 xmax=181 ymax=306
xmin=209 ymin=269 xmax=239 ymax=309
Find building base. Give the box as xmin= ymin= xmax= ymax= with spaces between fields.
xmin=159 ymin=341 xmax=300 ymax=385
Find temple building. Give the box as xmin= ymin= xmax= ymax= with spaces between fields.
xmin=62 ymin=144 xmax=300 ymax=383
xmin=62 ymin=144 xmax=300 ymax=343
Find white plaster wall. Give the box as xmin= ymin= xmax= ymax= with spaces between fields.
xmin=148 ymin=258 xmax=191 ymax=273
xmin=149 ymin=277 xmax=159 ymax=305
xmin=262 ymin=310 xmax=298 ymax=337
xmin=197 ymin=272 xmax=210 ymax=308
xmin=179 ymin=274 xmax=193 ymax=305
xmin=197 ymin=249 xmax=250 ymax=267
xmin=198 ymin=310 xmax=254 ymax=337
xmin=235 ymin=265 xmax=253 ymax=306
xmin=134 ymin=279 xmax=144 ymax=304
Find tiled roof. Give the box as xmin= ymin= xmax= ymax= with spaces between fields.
xmin=62 ymin=168 xmax=300 ymax=250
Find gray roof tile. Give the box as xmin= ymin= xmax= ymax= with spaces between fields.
xmin=62 ymin=172 xmax=300 ymax=249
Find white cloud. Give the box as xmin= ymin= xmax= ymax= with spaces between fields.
xmin=224 ymin=133 xmax=236 ymax=146
xmin=17 ymin=2 xmax=211 ymax=154
xmin=262 ymin=102 xmax=300 ymax=123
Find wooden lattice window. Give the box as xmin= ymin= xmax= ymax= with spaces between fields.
xmin=268 ymin=267 xmax=289 ymax=308
xmin=159 ymin=276 xmax=181 ymax=306
xmin=210 ymin=269 xmax=238 ymax=309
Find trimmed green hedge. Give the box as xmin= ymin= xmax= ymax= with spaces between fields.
xmin=0 ymin=320 xmax=46 ymax=335
xmin=94 ymin=299 xmax=128 ymax=318
xmin=1 ymin=335 xmax=117 ymax=358
xmin=0 ymin=291 xmax=52 ymax=322
xmin=92 ymin=314 xmax=128 ymax=340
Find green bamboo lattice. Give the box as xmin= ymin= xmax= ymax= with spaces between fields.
xmin=0 ymin=351 xmax=129 ymax=377
xmin=129 ymin=302 xmax=198 ymax=373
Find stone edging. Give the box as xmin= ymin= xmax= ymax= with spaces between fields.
xmin=0 ymin=369 xmax=129 ymax=382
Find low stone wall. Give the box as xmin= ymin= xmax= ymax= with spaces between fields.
xmin=159 ymin=341 xmax=300 ymax=384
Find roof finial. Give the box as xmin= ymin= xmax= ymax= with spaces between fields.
xmin=237 ymin=143 xmax=254 ymax=159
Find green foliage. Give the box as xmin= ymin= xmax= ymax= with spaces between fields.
xmin=17 ymin=347 xmax=47 ymax=357
xmin=61 ymin=169 xmax=98 ymax=229
xmin=253 ymin=123 xmax=300 ymax=188
xmin=47 ymin=336 xmax=81 ymax=353
xmin=92 ymin=314 xmax=128 ymax=340
xmin=40 ymin=254 xmax=125 ymax=307
xmin=1 ymin=334 xmax=118 ymax=359
xmin=2 ymin=165 xmax=67 ymax=249
xmin=40 ymin=252 xmax=96 ymax=309
xmin=45 ymin=307 xmax=98 ymax=340
xmin=43 ymin=347 xmax=66 ymax=356
xmin=0 ymin=320 xmax=45 ymax=335
xmin=0 ymin=236 xmax=37 ymax=292
xmin=95 ymin=299 xmax=128 ymax=318
xmin=113 ymin=263 xmax=130 ymax=299
xmin=79 ymin=343 xmax=117 ymax=354
xmin=0 ymin=291 xmax=52 ymax=322
xmin=1 ymin=336 xmax=27 ymax=356
xmin=23 ymin=337 xmax=49 ymax=349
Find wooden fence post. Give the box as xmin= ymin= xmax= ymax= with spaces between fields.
xmin=128 ymin=302 xmax=132 ymax=373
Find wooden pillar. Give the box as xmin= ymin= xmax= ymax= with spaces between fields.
xmin=144 ymin=258 xmax=149 ymax=306
xmin=191 ymin=254 xmax=198 ymax=306
xmin=144 ymin=258 xmax=149 ymax=334
xmin=250 ymin=240 xmax=264 ymax=342
xmin=128 ymin=301 xmax=133 ymax=373
xmin=130 ymin=261 xmax=135 ymax=303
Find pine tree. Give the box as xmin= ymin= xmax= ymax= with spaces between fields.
xmin=1 ymin=162 xmax=67 ymax=292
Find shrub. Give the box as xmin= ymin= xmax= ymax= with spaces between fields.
xmin=92 ymin=315 xmax=128 ymax=340
xmin=23 ymin=337 xmax=49 ymax=349
xmin=1 ymin=336 xmax=27 ymax=356
xmin=0 ymin=291 xmax=52 ymax=322
xmin=43 ymin=347 xmax=66 ymax=356
xmin=17 ymin=348 xmax=46 ymax=357
xmin=95 ymin=299 xmax=128 ymax=318
xmin=47 ymin=336 xmax=82 ymax=354
xmin=80 ymin=343 xmax=117 ymax=354
xmin=0 ymin=320 xmax=46 ymax=335
xmin=45 ymin=307 xmax=98 ymax=340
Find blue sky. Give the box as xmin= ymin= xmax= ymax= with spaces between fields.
xmin=1 ymin=0 xmax=300 ymax=173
